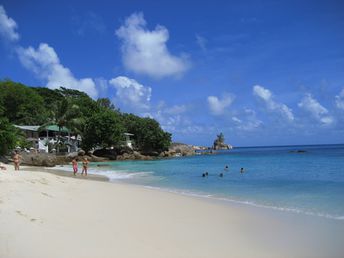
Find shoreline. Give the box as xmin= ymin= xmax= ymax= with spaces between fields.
xmin=1 ymin=164 xmax=344 ymax=257
xmin=44 ymin=163 xmax=344 ymax=222
xmin=25 ymin=165 xmax=109 ymax=182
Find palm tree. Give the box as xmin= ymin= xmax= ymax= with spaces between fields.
xmin=40 ymin=98 xmax=83 ymax=152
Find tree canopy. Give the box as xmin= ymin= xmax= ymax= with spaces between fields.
xmin=0 ymin=79 xmax=172 ymax=154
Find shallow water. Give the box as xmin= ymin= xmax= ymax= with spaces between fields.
xmin=79 ymin=144 xmax=344 ymax=220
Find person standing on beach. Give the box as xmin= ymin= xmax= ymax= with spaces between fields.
xmin=72 ymin=158 xmax=78 ymax=175
xmin=81 ymin=158 xmax=89 ymax=176
xmin=13 ymin=151 xmax=21 ymax=171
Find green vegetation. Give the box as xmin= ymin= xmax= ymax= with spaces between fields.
xmin=215 ymin=132 xmax=225 ymax=144
xmin=0 ymin=79 xmax=171 ymax=155
xmin=0 ymin=116 xmax=17 ymax=155
xmin=122 ymin=114 xmax=171 ymax=153
xmin=82 ymin=109 xmax=125 ymax=151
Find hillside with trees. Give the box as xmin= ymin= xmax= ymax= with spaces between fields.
xmin=0 ymin=79 xmax=171 ymax=156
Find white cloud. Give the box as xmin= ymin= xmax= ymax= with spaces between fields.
xmin=17 ymin=43 xmax=98 ymax=98
xmin=253 ymin=85 xmax=294 ymax=122
xmin=195 ymin=34 xmax=207 ymax=51
xmin=109 ymin=76 xmax=152 ymax=112
xmin=232 ymin=108 xmax=263 ymax=131
xmin=116 ymin=12 xmax=189 ymax=78
xmin=164 ymin=104 xmax=187 ymax=115
xmin=207 ymin=94 xmax=234 ymax=115
xmin=0 ymin=5 xmax=19 ymax=42
xmin=335 ymin=88 xmax=344 ymax=110
xmin=298 ymin=93 xmax=334 ymax=125
xmin=144 ymin=101 xmax=207 ymax=135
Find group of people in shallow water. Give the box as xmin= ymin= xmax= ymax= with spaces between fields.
xmin=202 ymin=165 xmax=245 ymax=177
xmin=71 ymin=157 xmax=89 ymax=176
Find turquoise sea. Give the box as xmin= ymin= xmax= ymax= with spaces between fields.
xmin=85 ymin=144 xmax=344 ymax=220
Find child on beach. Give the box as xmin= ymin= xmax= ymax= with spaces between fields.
xmin=81 ymin=158 xmax=89 ymax=176
xmin=72 ymin=158 xmax=78 ymax=175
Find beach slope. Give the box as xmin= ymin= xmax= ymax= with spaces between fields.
xmin=1 ymin=165 xmax=343 ymax=258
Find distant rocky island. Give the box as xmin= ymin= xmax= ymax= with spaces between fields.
xmin=213 ymin=133 xmax=233 ymax=150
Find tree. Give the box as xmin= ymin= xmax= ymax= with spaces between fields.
xmin=0 ymin=117 xmax=18 ymax=155
xmin=0 ymin=80 xmax=48 ymax=125
xmin=33 ymin=87 xmax=64 ymax=118
xmin=82 ymin=109 xmax=125 ymax=151
xmin=40 ymin=98 xmax=83 ymax=152
xmin=96 ymin=98 xmax=117 ymax=111
xmin=53 ymin=98 xmax=83 ymax=135
xmin=57 ymin=87 xmax=99 ymax=118
xmin=122 ymin=114 xmax=171 ymax=153
xmin=0 ymin=80 xmax=173 ymax=155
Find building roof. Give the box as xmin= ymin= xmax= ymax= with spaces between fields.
xmin=44 ymin=125 xmax=69 ymax=133
xmin=14 ymin=125 xmax=40 ymax=131
xmin=15 ymin=125 xmax=70 ymax=133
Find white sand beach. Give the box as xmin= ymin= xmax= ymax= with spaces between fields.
xmin=1 ymin=164 xmax=343 ymax=258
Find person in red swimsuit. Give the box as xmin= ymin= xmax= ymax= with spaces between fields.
xmin=72 ymin=158 xmax=78 ymax=175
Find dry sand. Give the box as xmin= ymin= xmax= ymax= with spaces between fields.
xmin=1 ymin=163 xmax=343 ymax=258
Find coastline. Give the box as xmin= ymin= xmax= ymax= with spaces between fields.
xmin=1 ymin=164 xmax=344 ymax=258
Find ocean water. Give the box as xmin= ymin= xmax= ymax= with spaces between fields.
xmin=85 ymin=144 xmax=344 ymax=220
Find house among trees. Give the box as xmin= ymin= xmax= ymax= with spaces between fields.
xmin=15 ymin=125 xmax=80 ymax=153
xmin=123 ymin=133 xmax=134 ymax=149
xmin=0 ymin=80 xmax=172 ymax=156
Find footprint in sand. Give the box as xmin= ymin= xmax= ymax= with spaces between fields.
xmin=16 ymin=210 xmax=28 ymax=218
xmin=41 ymin=192 xmax=52 ymax=198
xmin=16 ymin=210 xmax=42 ymax=223
xmin=38 ymin=178 xmax=49 ymax=185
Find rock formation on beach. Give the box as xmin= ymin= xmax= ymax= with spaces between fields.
xmin=213 ymin=133 xmax=232 ymax=150
xmin=157 ymin=143 xmax=195 ymax=157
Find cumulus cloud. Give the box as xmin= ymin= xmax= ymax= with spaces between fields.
xmin=335 ymin=88 xmax=344 ymax=110
xmin=0 ymin=5 xmax=19 ymax=42
xmin=253 ymin=85 xmax=294 ymax=122
xmin=232 ymin=108 xmax=263 ymax=131
xmin=298 ymin=93 xmax=334 ymax=125
xmin=109 ymin=76 xmax=152 ymax=113
xmin=116 ymin=12 xmax=189 ymax=78
xmin=207 ymin=93 xmax=234 ymax=115
xmin=17 ymin=43 xmax=98 ymax=98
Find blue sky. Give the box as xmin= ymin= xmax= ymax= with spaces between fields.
xmin=1 ymin=0 xmax=344 ymax=146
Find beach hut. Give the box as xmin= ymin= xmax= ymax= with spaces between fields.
xmin=124 ymin=133 xmax=134 ymax=149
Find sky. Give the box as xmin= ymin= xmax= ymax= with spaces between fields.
xmin=0 ymin=0 xmax=344 ymax=147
